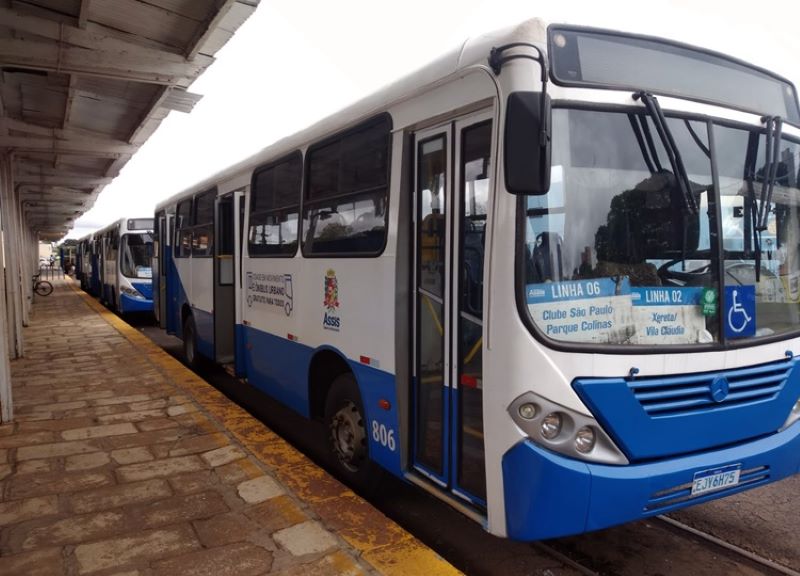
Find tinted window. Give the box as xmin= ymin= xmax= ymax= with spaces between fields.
xmin=550 ymin=27 xmax=800 ymax=123
xmin=176 ymin=200 xmax=192 ymax=230
xmin=249 ymin=153 xmax=302 ymax=257
xmin=302 ymin=116 xmax=391 ymax=256
xmin=195 ymin=190 xmax=215 ymax=226
xmin=175 ymin=200 xmax=192 ymax=259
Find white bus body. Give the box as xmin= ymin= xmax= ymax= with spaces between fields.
xmin=93 ymin=218 xmax=155 ymax=314
xmin=154 ymin=19 xmax=800 ymax=540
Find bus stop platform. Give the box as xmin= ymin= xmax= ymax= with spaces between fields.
xmin=0 ymin=279 xmax=460 ymax=576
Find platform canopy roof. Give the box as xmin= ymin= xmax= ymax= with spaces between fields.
xmin=0 ymin=0 xmax=259 ymax=241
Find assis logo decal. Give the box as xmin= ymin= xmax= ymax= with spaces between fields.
xmin=323 ymin=269 xmax=341 ymax=331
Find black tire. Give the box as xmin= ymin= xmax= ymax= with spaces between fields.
xmin=35 ymin=280 xmax=53 ymax=296
xmin=182 ymin=315 xmax=203 ymax=370
xmin=324 ymin=373 xmax=381 ymax=492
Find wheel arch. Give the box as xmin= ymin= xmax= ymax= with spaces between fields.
xmin=308 ymin=347 xmax=354 ymax=422
xmin=180 ymin=303 xmax=192 ymax=336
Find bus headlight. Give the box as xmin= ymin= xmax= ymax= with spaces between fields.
xmin=575 ymin=426 xmax=596 ymax=453
xmin=779 ymin=398 xmax=800 ymax=431
xmin=508 ymin=391 xmax=628 ymax=465
xmin=541 ymin=413 xmax=562 ymax=439
xmin=518 ymin=402 xmax=537 ymax=420
xmin=120 ymin=286 xmax=143 ymax=299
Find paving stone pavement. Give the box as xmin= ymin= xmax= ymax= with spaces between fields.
xmin=0 ymin=279 xmax=461 ymax=576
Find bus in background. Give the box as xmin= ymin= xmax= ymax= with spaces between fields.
xmin=153 ymin=19 xmax=800 ymax=540
xmin=75 ymin=233 xmax=92 ymax=292
xmin=76 ymin=233 xmax=102 ymax=297
xmin=93 ymin=218 xmax=155 ymax=314
xmin=58 ymin=241 xmax=77 ymax=275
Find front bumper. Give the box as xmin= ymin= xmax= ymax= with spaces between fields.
xmin=120 ymin=294 xmax=153 ymax=314
xmin=502 ymin=421 xmax=800 ymax=540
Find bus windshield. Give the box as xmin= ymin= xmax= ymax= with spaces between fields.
xmin=521 ymin=107 xmax=800 ymax=347
xmin=120 ymin=233 xmax=153 ymax=279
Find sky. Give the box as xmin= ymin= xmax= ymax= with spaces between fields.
xmin=63 ymin=0 xmax=800 ymax=240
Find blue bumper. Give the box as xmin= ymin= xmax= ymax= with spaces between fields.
xmin=502 ymin=421 xmax=800 ymax=541
xmin=120 ymin=294 xmax=153 ymax=314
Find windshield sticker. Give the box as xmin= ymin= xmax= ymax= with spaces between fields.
xmin=136 ymin=266 xmax=153 ymax=279
xmin=700 ymin=288 xmax=718 ymax=316
xmin=246 ymin=272 xmax=293 ymax=316
xmin=526 ymin=278 xmax=635 ymax=343
xmin=631 ymin=287 xmax=707 ymax=344
xmin=781 ymin=272 xmax=800 ymax=303
xmin=724 ymin=285 xmax=756 ymax=338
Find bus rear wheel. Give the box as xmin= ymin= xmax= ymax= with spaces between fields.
xmin=324 ymin=373 xmax=379 ymax=491
xmin=182 ymin=315 xmax=202 ymax=370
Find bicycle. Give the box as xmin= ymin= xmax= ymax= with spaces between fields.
xmin=32 ymin=274 xmax=53 ymax=297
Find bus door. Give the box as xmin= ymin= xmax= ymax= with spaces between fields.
xmin=412 ymin=112 xmax=492 ymax=506
xmin=163 ymin=213 xmax=179 ymax=334
xmin=213 ymin=191 xmax=242 ymax=364
xmin=154 ymin=212 xmax=167 ymax=328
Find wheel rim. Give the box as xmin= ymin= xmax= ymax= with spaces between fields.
xmin=329 ymin=400 xmax=367 ymax=473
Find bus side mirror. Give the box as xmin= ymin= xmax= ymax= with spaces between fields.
xmin=504 ymin=91 xmax=551 ymax=195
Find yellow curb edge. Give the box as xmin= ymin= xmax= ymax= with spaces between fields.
xmin=67 ymin=280 xmax=462 ymax=576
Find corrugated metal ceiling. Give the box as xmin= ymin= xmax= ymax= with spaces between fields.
xmin=0 ymin=0 xmax=259 ymax=240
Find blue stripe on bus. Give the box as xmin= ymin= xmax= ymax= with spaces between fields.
xmin=89 ymin=255 xmax=100 ymax=296
xmin=132 ymin=281 xmax=153 ymax=300
xmin=120 ymin=294 xmax=153 ymax=313
xmin=349 ymin=359 xmax=402 ymax=476
xmin=572 ymin=357 xmax=800 ymax=461
xmin=166 ymin=259 xmax=188 ymax=338
xmin=502 ymin=420 xmax=800 ymax=540
xmin=234 ymin=323 xmax=247 ymax=377
xmin=193 ymin=307 xmax=214 ymax=360
xmin=242 ymin=325 xmax=402 ymax=477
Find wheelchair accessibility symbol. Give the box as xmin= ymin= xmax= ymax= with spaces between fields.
xmin=724 ymin=286 xmax=755 ymax=338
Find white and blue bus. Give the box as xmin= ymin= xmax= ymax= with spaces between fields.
xmin=75 ymin=233 xmax=99 ymax=295
xmin=92 ymin=218 xmax=155 ymax=314
xmin=153 ymin=19 xmax=800 ymax=540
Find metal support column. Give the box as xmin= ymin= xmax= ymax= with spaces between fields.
xmin=0 ymin=152 xmax=15 ymax=422
xmin=1 ymin=152 xmax=23 ymax=358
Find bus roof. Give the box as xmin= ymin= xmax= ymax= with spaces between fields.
xmin=155 ymin=18 xmax=549 ymax=211
xmin=155 ymin=16 xmax=798 ymax=211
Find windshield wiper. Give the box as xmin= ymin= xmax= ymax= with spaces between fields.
xmin=757 ymin=115 xmax=783 ymax=231
xmin=745 ymin=115 xmax=783 ymax=282
xmin=633 ymin=92 xmax=698 ymax=215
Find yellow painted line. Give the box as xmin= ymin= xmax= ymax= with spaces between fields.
xmin=67 ymin=280 xmax=462 ymax=576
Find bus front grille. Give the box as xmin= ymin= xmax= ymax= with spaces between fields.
xmin=629 ymin=363 xmax=792 ymax=417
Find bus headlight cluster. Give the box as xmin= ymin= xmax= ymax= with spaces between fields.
xmin=120 ymin=286 xmax=144 ymax=299
xmin=508 ymin=391 xmax=628 ymax=465
xmin=541 ymin=413 xmax=562 ymax=439
xmin=779 ymin=397 xmax=800 ymax=431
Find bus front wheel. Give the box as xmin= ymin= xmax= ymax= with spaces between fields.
xmin=324 ymin=373 xmax=379 ymax=491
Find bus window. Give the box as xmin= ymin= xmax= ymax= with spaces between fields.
xmin=192 ymin=189 xmax=215 ymax=258
xmin=457 ymin=120 xmax=491 ymax=500
xmin=522 ymin=108 xmax=717 ymax=345
xmin=249 ymin=153 xmax=301 ymax=256
xmin=302 ymin=116 xmax=391 ymax=256
xmin=175 ymin=199 xmax=192 ymax=258
xmin=121 ymin=234 xmax=153 ymax=279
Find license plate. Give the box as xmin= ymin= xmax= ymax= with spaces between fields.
xmin=691 ymin=464 xmax=742 ymax=497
